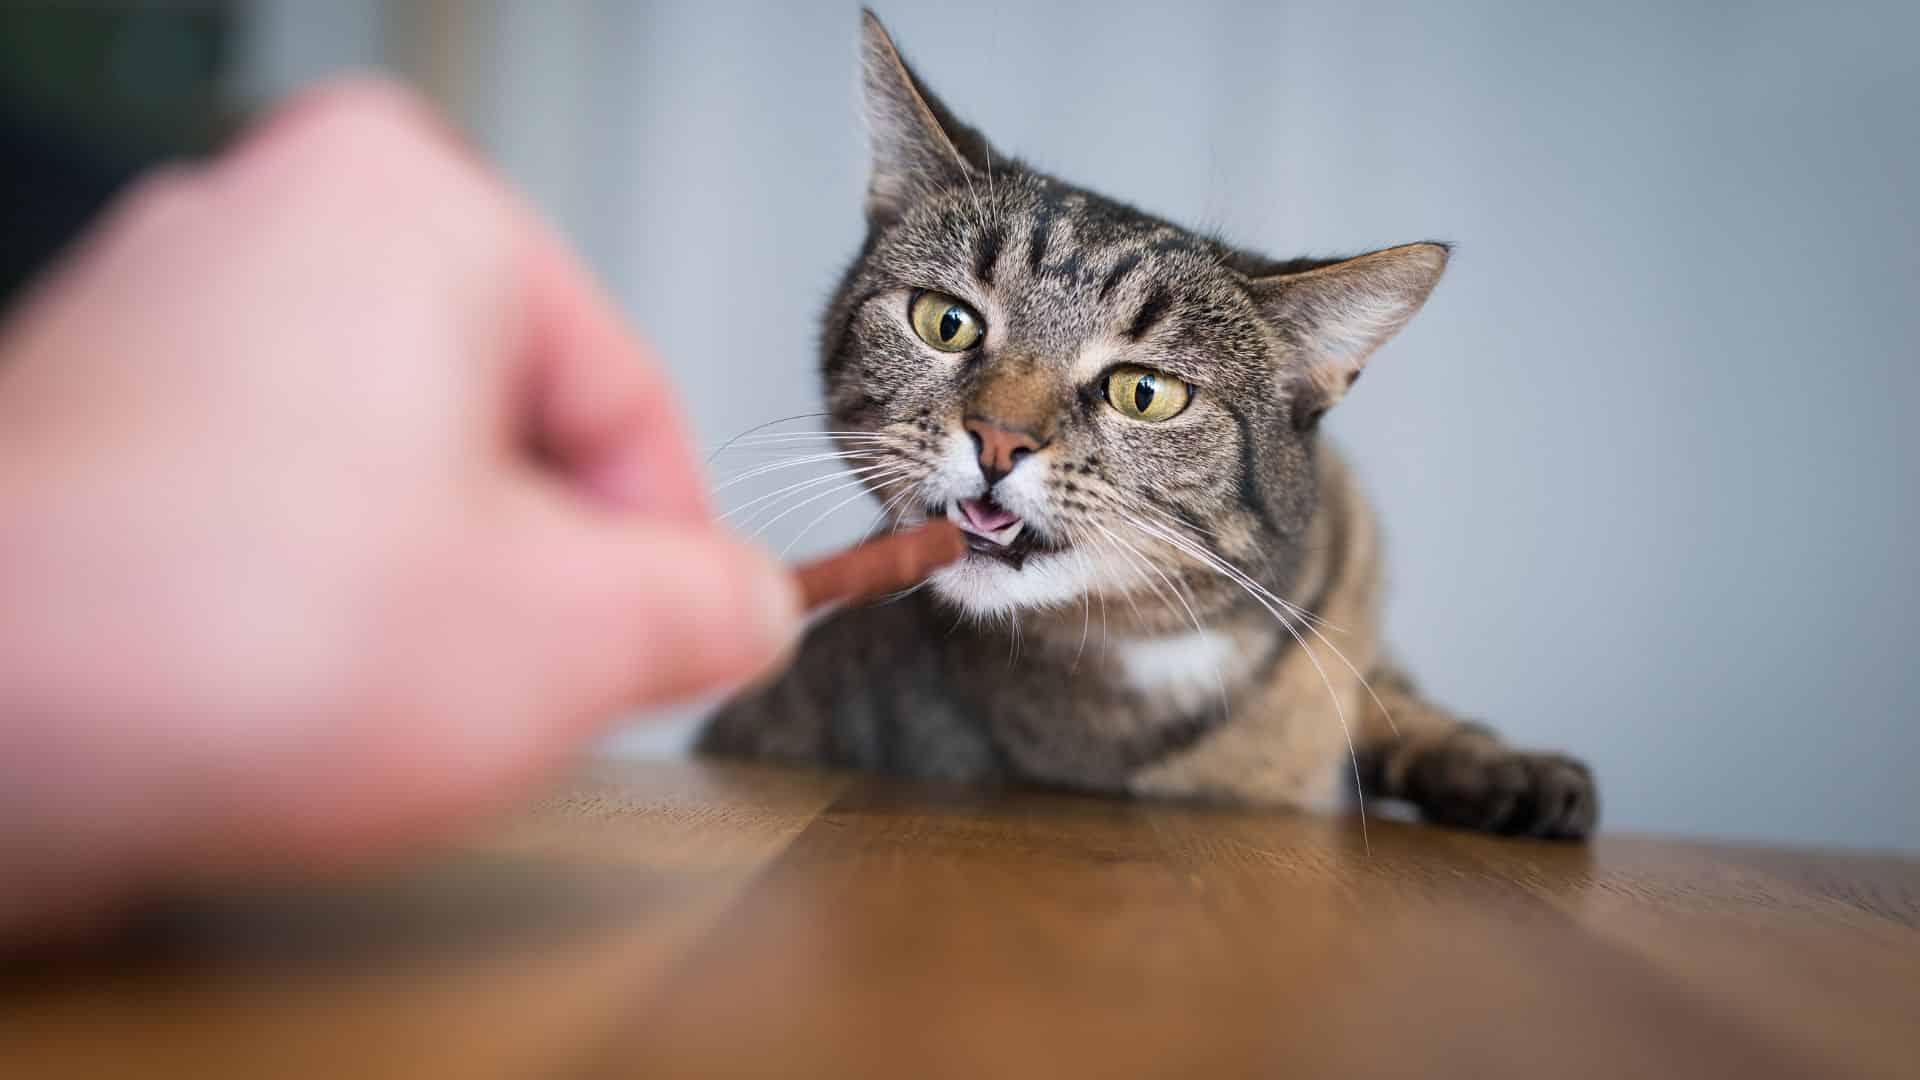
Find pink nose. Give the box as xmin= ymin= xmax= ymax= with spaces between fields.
xmin=963 ymin=417 xmax=1044 ymax=483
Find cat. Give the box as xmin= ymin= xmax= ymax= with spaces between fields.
xmin=699 ymin=11 xmax=1597 ymax=840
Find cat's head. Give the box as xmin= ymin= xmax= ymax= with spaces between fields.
xmin=826 ymin=13 xmax=1447 ymax=623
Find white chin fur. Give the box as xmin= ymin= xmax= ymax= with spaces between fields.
xmin=929 ymin=549 xmax=1095 ymax=619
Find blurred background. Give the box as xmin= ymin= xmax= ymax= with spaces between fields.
xmin=3 ymin=1 xmax=1914 ymax=851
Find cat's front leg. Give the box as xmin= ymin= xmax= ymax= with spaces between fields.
xmin=697 ymin=602 xmax=1003 ymax=782
xmin=697 ymin=673 xmax=837 ymax=766
xmin=1356 ymin=665 xmax=1598 ymax=840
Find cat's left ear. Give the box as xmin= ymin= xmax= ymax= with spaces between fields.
xmin=860 ymin=11 xmax=996 ymax=226
xmin=1247 ymin=242 xmax=1449 ymax=429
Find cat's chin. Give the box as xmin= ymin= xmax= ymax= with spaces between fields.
xmin=928 ymin=549 xmax=1094 ymax=619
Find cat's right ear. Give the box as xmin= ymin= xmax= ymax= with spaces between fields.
xmin=1247 ymin=243 xmax=1449 ymax=430
xmin=860 ymin=10 xmax=993 ymax=226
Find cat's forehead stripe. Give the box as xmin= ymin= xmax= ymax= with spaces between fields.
xmin=1124 ymin=286 xmax=1174 ymax=342
xmin=972 ymin=227 xmax=1003 ymax=286
xmin=1097 ymin=253 xmax=1142 ymax=300
xmin=1026 ymin=203 xmax=1056 ymax=274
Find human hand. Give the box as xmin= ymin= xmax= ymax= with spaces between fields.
xmin=0 ymin=82 xmax=800 ymax=934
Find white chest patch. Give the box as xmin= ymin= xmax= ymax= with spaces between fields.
xmin=1113 ymin=629 xmax=1245 ymax=711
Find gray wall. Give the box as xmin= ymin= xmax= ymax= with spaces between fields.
xmin=244 ymin=2 xmax=1919 ymax=851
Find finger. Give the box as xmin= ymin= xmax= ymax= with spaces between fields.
xmin=516 ymin=234 xmax=711 ymax=524
xmin=202 ymin=79 xmax=703 ymax=524
xmin=204 ymin=78 xmax=705 ymax=523
xmin=214 ymin=77 xmax=480 ymax=184
xmin=508 ymin=502 xmax=802 ymax=723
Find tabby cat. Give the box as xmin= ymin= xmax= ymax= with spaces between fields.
xmin=699 ymin=12 xmax=1596 ymax=839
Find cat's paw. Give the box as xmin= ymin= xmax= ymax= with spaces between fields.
xmin=1404 ymin=735 xmax=1597 ymax=841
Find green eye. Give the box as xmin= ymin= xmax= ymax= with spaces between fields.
xmin=909 ymin=291 xmax=984 ymax=352
xmin=1103 ymin=364 xmax=1192 ymax=422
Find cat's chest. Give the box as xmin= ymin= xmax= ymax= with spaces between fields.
xmin=1109 ymin=629 xmax=1253 ymax=714
xmin=969 ymin=625 xmax=1269 ymax=724
xmin=957 ymin=625 xmax=1274 ymax=788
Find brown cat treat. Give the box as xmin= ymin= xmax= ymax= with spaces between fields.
xmin=701 ymin=13 xmax=1596 ymax=840
xmin=796 ymin=520 xmax=966 ymax=612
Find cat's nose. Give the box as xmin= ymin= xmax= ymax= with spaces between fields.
xmin=963 ymin=416 xmax=1046 ymax=486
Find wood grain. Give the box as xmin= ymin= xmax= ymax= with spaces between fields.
xmin=2 ymin=760 xmax=1915 ymax=1079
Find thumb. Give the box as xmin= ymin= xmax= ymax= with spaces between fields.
xmin=509 ymin=507 xmax=803 ymax=724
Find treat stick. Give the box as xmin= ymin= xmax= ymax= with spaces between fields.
xmin=794 ymin=519 xmax=966 ymax=612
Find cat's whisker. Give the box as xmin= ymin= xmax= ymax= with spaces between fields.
xmin=1151 ymin=529 xmax=1322 ymax=634
xmin=1129 ymin=501 xmax=1340 ymax=632
xmin=712 ymin=441 xmax=905 ymax=459
xmin=729 ymin=466 xmax=906 ymax=537
xmin=867 ymin=491 xmax=933 ymax=600
xmin=725 ymin=428 xmax=906 ymax=438
xmin=1163 ymin=591 xmax=1230 ymax=721
xmin=870 ymin=578 xmax=933 ymax=608
xmin=736 ymin=475 xmax=889 ymax=541
xmin=721 ymin=460 xmax=905 ymax=524
xmin=1123 ymin=513 xmax=1396 ymax=738
xmin=1064 ymin=524 xmax=1093 ymax=676
xmin=862 ymin=483 xmax=920 ymax=541
xmin=1123 ymin=515 xmax=1396 ymax=738
xmin=714 ymin=433 xmax=904 ymax=445
xmin=942 ymin=132 xmax=991 ymax=235
xmin=1059 ymin=521 xmax=1109 ymax=667
xmin=737 ymin=463 xmax=910 ymax=534
xmin=1090 ymin=518 xmax=1221 ymax=718
xmin=1088 ymin=519 xmax=1181 ymax=630
xmin=1079 ymin=523 xmax=1148 ymax=627
xmin=1113 ymin=513 xmax=1370 ymax=853
xmin=984 ymin=143 xmax=997 ymax=225
xmin=779 ymin=470 xmax=916 ymax=560
xmin=713 ymin=431 xmax=909 ymax=450
xmin=1094 ymin=536 xmax=1110 ymax=655
xmin=1118 ymin=494 xmax=1338 ymax=639
xmin=713 ymin=449 xmax=892 ymax=493
xmin=1128 ymin=541 xmax=1221 ymax=711
xmin=1084 ymin=520 xmax=1228 ymax=720
xmin=748 ymin=464 xmax=917 ymax=543
xmin=716 ymin=449 xmax=889 ymax=489
xmin=908 ymin=87 xmax=988 ymax=235
xmin=1133 ymin=496 xmax=1223 ymax=541
xmin=705 ymin=411 xmax=833 ymax=463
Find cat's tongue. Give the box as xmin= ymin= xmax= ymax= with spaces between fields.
xmin=957 ymin=496 xmax=1020 ymax=536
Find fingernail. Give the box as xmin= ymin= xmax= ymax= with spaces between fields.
xmin=731 ymin=559 xmax=803 ymax=697
xmin=751 ymin=558 xmax=804 ymax=656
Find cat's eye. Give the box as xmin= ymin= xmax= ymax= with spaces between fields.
xmin=1103 ymin=364 xmax=1192 ymax=423
xmin=908 ymin=291 xmax=984 ymax=352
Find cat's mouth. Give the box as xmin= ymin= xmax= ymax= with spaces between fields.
xmin=946 ymin=496 xmax=1058 ymax=570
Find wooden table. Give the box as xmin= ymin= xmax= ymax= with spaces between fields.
xmin=3 ymin=760 xmax=1916 ymax=1078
